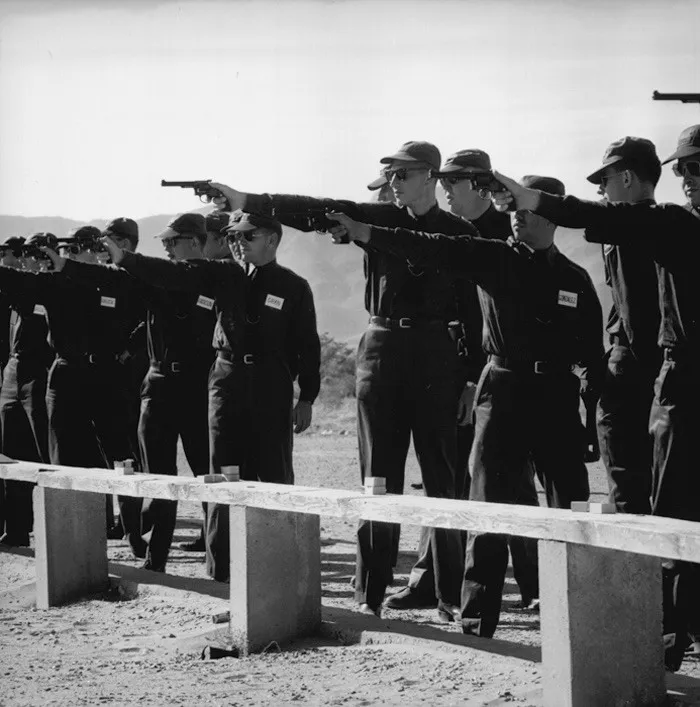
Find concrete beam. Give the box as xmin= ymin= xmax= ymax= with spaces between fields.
xmin=540 ymin=540 xmax=665 ymax=707
xmin=33 ymin=486 xmax=108 ymax=608
xmin=229 ymin=507 xmax=321 ymax=654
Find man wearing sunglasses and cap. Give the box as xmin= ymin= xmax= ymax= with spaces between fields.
xmin=393 ymin=149 xmax=541 ymax=615
xmin=581 ymin=137 xmax=663 ymax=517
xmin=98 ymin=211 xmax=321 ymax=582
xmin=327 ymin=175 xmax=603 ymax=638
xmin=208 ymin=141 xmax=476 ymax=617
xmin=486 ymin=151 xmax=700 ymax=669
xmin=0 ymin=234 xmax=54 ymax=547
xmin=664 ymin=124 xmax=700 ymax=221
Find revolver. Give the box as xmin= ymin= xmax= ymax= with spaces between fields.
xmin=287 ymin=209 xmax=349 ymax=244
xmin=161 ymin=180 xmax=231 ymax=210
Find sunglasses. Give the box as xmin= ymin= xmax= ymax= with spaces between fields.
xmin=161 ymin=235 xmax=194 ymax=248
xmin=225 ymin=231 xmax=264 ymax=243
xmin=599 ymin=170 xmax=627 ymax=188
xmin=672 ymin=161 xmax=700 ymax=178
xmin=386 ymin=167 xmax=428 ymax=182
xmin=438 ymin=174 xmax=474 ymax=186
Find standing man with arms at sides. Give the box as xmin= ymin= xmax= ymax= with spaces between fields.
xmin=209 ymin=141 xmax=475 ymax=617
xmin=489 ymin=154 xmax=700 ymax=669
xmin=45 ymin=214 xmax=223 ymax=572
xmin=0 ymin=234 xmax=54 ymax=547
xmin=98 ymin=211 xmax=320 ymax=582
xmin=585 ymin=137 xmax=662 ymax=514
xmin=387 ymin=150 xmax=540 ymax=615
xmin=328 ymin=174 xmax=603 ymax=637
xmin=664 ymin=124 xmax=700 ymax=220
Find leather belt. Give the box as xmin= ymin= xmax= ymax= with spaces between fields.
xmin=217 ymin=351 xmax=262 ymax=365
xmin=489 ymin=354 xmax=574 ymax=376
xmin=369 ymin=316 xmax=447 ymax=330
xmin=59 ymin=353 xmax=119 ymax=366
xmin=151 ymin=360 xmax=207 ymax=375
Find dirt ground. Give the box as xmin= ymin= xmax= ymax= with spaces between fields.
xmin=1 ymin=432 xmax=699 ymax=706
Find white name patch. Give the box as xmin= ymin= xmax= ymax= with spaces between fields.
xmin=33 ymin=304 xmax=47 ymax=316
xmin=197 ymin=295 xmax=215 ymax=310
xmin=265 ymin=294 xmax=284 ymax=310
xmin=558 ymin=290 xmax=578 ymax=308
xmin=100 ymin=296 xmax=116 ymax=309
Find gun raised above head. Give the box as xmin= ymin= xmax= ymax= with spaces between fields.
xmin=161 ymin=179 xmax=231 ymax=209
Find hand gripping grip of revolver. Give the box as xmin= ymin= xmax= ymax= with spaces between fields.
xmin=160 ymin=180 xmax=231 ymax=210
xmin=287 ymin=209 xmax=350 ymax=243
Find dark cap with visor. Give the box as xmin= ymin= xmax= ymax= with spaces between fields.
xmin=586 ymin=137 xmax=660 ymax=184
xmin=379 ymin=141 xmax=441 ymax=171
xmin=224 ymin=212 xmax=283 ymax=238
xmin=156 ymin=213 xmax=207 ymax=240
xmin=520 ymin=175 xmax=566 ymax=196
xmin=662 ymin=124 xmax=700 ymax=165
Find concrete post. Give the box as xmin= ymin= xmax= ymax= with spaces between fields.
xmin=33 ymin=486 xmax=108 ymax=608
xmin=539 ymin=540 xmax=665 ymax=707
xmin=229 ymin=506 xmax=321 ymax=654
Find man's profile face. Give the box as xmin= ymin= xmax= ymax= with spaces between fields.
xmin=202 ymin=231 xmax=230 ymax=259
xmin=510 ymin=209 xmax=551 ymax=247
xmin=387 ymin=160 xmax=431 ymax=207
xmin=597 ymin=168 xmax=628 ymax=203
xmin=677 ymin=156 xmax=700 ymax=207
xmin=162 ymin=234 xmax=201 ymax=262
xmin=440 ymin=174 xmax=485 ymax=217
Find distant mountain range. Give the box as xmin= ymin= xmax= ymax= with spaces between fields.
xmin=0 ymin=209 xmax=610 ymax=344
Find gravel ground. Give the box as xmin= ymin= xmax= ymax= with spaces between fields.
xmin=1 ymin=433 xmax=699 ymax=706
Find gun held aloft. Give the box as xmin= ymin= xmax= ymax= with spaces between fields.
xmin=161 ymin=180 xmax=231 ymax=210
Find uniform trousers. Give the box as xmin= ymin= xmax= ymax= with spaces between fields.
xmin=354 ymin=325 xmax=464 ymax=612
xmin=206 ymin=354 xmax=294 ymax=582
xmin=649 ymin=354 xmax=700 ymax=665
xmin=407 ymin=423 xmax=540 ymax=606
xmin=461 ymin=361 xmax=589 ymax=638
xmin=597 ymin=344 xmax=657 ymax=514
xmin=137 ymin=364 xmax=211 ymax=569
xmin=0 ymin=356 xmax=49 ymax=542
xmin=46 ymin=357 xmax=142 ymax=551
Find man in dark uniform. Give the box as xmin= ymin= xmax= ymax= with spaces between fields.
xmin=0 ymin=234 xmax=54 ymax=546
xmin=328 ymin=174 xmax=603 ymax=638
xmin=209 ymin=140 xmax=475 ymax=616
xmin=387 ymin=150 xmax=540 ymax=615
xmin=0 ymin=226 xmax=145 ymax=555
xmin=44 ymin=213 xmax=220 ymax=571
xmin=583 ymin=137 xmax=662 ymax=514
xmin=664 ymin=124 xmax=700 ymax=220
xmin=98 ymin=211 xmax=320 ymax=582
xmin=489 ymin=161 xmax=700 ymax=668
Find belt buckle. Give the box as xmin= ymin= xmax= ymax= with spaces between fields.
xmin=243 ymin=354 xmax=255 ymax=365
xmin=170 ymin=362 xmax=181 ymax=374
xmin=534 ymin=361 xmax=546 ymax=375
xmin=399 ymin=318 xmax=412 ymax=329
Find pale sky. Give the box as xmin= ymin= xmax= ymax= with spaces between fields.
xmin=0 ymin=0 xmax=698 ymax=222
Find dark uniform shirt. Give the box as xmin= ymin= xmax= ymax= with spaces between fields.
xmin=0 ymin=267 xmax=143 ymax=361
xmin=0 ymin=291 xmax=11 ymax=370
xmin=367 ymin=227 xmax=604 ymax=381
xmin=534 ymin=193 xmax=700 ymax=352
xmin=245 ymin=192 xmax=481 ymax=379
xmin=589 ymin=198 xmax=661 ymax=362
xmin=119 ymin=253 xmax=321 ymax=403
xmin=0 ymin=272 xmax=53 ymax=365
xmin=61 ymin=259 xmax=216 ymax=368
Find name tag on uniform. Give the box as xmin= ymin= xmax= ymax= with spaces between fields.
xmin=196 ymin=295 xmax=215 ymax=310
xmin=33 ymin=304 xmax=47 ymax=316
xmin=100 ymin=296 xmax=116 ymax=309
xmin=558 ymin=290 xmax=578 ymax=308
xmin=265 ymin=294 xmax=284 ymax=310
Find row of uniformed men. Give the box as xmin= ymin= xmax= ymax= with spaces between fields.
xmin=0 ymin=210 xmax=321 ymax=581
xmin=203 ymin=123 xmax=700 ymax=670
xmin=1 ymin=123 xmax=699 ymax=670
